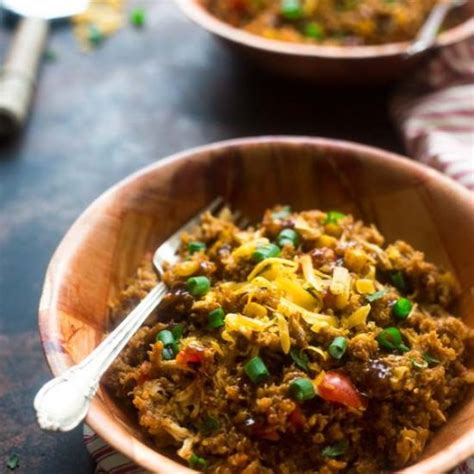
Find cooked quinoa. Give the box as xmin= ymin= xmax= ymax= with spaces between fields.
xmin=203 ymin=0 xmax=442 ymax=46
xmin=105 ymin=206 xmax=473 ymax=473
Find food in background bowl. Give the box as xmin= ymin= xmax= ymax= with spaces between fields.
xmin=105 ymin=205 xmax=473 ymax=473
xmin=203 ymin=0 xmax=449 ymax=45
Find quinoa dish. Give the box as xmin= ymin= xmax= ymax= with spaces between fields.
xmin=203 ymin=0 xmax=447 ymax=46
xmin=105 ymin=206 xmax=473 ymax=473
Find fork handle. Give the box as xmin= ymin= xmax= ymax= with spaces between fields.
xmin=406 ymin=2 xmax=452 ymax=56
xmin=34 ymin=282 xmax=167 ymax=432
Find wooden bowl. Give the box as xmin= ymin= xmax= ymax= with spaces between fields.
xmin=39 ymin=137 xmax=474 ymax=473
xmin=174 ymin=0 xmax=474 ymax=84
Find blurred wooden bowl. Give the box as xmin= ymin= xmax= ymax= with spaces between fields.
xmin=39 ymin=137 xmax=474 ymax=473
xmin=174 ymin=0 xmax=474 ymax=84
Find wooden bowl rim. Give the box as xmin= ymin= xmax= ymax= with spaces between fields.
xmin=38 ymin=136 xmax=474 ymax=473
xmin=175 ymin=0 xmax=474 ymax=59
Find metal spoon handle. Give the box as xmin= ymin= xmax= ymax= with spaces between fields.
xmin=407 ymin=2 xmax=454 ymax=56
xmin=34 ymin=282 xmax=167 ymax=432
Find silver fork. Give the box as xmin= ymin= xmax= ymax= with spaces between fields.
xmin=34 ymin=196 xmax=245 ymax=432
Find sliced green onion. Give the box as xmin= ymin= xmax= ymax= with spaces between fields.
xmin=366 ymin=288 xmax=387 ymax=303
xmin=392 ymin=297 xmax=412 ymax=320
xmin=161 ymin=346 xmax=176 ymax=360
xmin=244 ymin=356 xmax=270 ymax=384
xmin=328 ymin=336 xmax=348 ymax=360
xmin=156 ymin=329 xmax=174 ymax=346
xmin=200 ymin=415 xmax=220 ymax=435
xmin=324 ymin=211 xmax=346 ymax=224
xmin=208 ymin=308 xmax=225 ymax=329
xmin=389 ymin=270 xmax=408 ymax=293
xmin=290 ymin=348 xmax=309 ymax=372
xmin=271 ymin=206 xmax=291 ymax=220
xmin=252 ymin=243 xmax=280 ymax=263
xmin=304 ymin=22 xmax=324 ymax=40
xmin=277 ymin=228 xmax=300 ymax=247
xmin=171 ymin=324 xmax=184 ymax=340
xmin=289 ymin=378 xmax=316 ymax=402
xmin=280 ymin=0 xmax=303 ymax=19
xmin=377 ymin=327 xmax=409 ymax=353
xmin=186 ymin=276 xmax=211 ymax=297
xmin=189 ymin=453 xmax=207 ymax=470
xmin=188 ymin=241 xmax=206 ymax=254
xmin=322 ymin=440 xmax=348 ymax=458
xmin=423 ymin=352 xmax=440 ymax=366
xmin=411 ymin=358 xmax=428 ymax=369
xmin=130 ymin=7 xmax=146 ymax=27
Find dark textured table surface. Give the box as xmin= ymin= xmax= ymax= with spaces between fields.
xmin=0 ymin=2 xmax=403 ymax=472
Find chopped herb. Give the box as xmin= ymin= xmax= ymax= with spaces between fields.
xmin=366 ymin=288 xmax=387 ymax=303
xmin=171 ymin=324 xmax=184 ymax=340
xmin=377 ymin=327 xmax=409 ymax=353
xmin=423 ymin=352 xmax=440 ymax=366
xmin=322 ymin=440 xmax=348 ymax=458
xmin=130 ymin=7 xmax=146 ymax=27
xmin=324 ymin=211 xmax=346 ymax=224
xmin=304 ymin=22 xmax=325 ymax=40
xmin=290 ymin=348 xmax=309 ymax=372
xmin=280 ymin=0 xmax=303 ymax=20
xmin=289 ymin=378 xmax=316 ymax=402
xmin=389 ymin=270 xmax=408 ymax=293
xmin=186 ymin=276 xmax=211 ymax=297
xmin=189 ymin=453 xmax=207 ymax=470
xmin=200 ymin=415 xmax=220 ymax=435
xmin=188 ymin=241 xmax=206 ymax=254
xmin=328 ymin=336 xmax=348 ymax=360
xmin=244 ymin=356 xmax=270 ymax=384
xmin=6 ymin=453 xmax=19 ymax=471
xmin=277 ymin=228 xmax=300 ymax=248
xmin=271 ymin=206 xmax=291 ymax=220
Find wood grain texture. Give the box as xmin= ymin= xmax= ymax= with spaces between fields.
xmin=38 ymin=137 xmax=474 ymax=473
xmin=175 ymin=0 xmax=474 ymax=84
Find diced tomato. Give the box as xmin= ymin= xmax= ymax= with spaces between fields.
xmin=176 ymin=346 xmax=205 ymax=367
xmin=288 ymin=407 xmax=305 ymax=431
xmin=316 ymin=371 xmax=366 ymax=410
xmin=252 ymin=424 xmax=280 ymax=441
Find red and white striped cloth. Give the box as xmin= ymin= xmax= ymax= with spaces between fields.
xmin=84 ymin=40 xmax=474 ymax=474
xmin=392 ymin=38 xmax=474 ymax=191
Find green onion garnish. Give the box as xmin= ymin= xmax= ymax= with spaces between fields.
xmin=277 ymin=228 xmax=300 ymax=248
xmin=324 ymin=211 xmax=346 ymax=225
xmin=366 ymin=288 xmax=387 ymax=303
xmin=304 ymin=22 xmax=324 ymax=40
xmin=252 ymin=243 xmax=280 ymax=263
xmin=157 ymin=330 xmax=178 ymax=360
xmin=290 ymin=348 xmax=309 ymax=372
xmin=423 ymin=352 xmax=440 ymax=366
xmin=411 ymin=358 xmax=428 ymax=370
xmin=244 ymin=356 xmax=270 ymax=384
xmin=156 ymin=329 xmax=174 ymax=346
xmin=389 ymin=270 xmax=408 ymax=293
xmin=130 ymin=7 xmax=146 ymax=27
xmin=328 ymin=336 xmax=348 ymax=360
xmin=200 ymin=415 xmax=220 ymax=435
xmin=392 ymin=297 xmax=412 ymax=320
xmin=280 ymin=0 xmax=303 ymax=20
xmin=208 ymin=308 xmax=225 ymax=329
xmin=186 ymin=276 xmax=211 ymax=297
xmin=376 ymin=327 xmax=409 ymax=353
xmin=271 ymin=206 xmax=291 ymax=220
xmin=189 ymin=453 xmax=207 ymax=470
xmin=171 ymin=324 xmax=184 ymax=340
xmin=289 ymin=378 xmax=316 ymax=402
xmin=188 ymin=241 xmax=206 ymax=254
xmin=322 ymin=440 xmax=348 ymax=458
